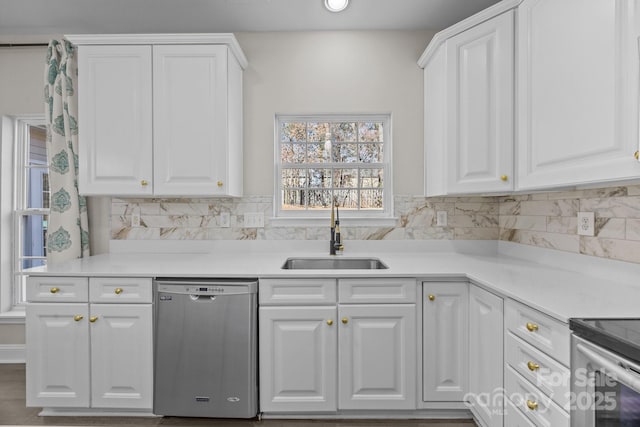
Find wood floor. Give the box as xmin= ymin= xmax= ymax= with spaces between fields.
xmin=0 ymin=364 xmax=476 ymax=427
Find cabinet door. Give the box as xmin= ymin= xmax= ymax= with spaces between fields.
xmin=468 ymin=286 xmax=504 ymax=427
xmin=153 ymin=44 xmax=231 ymax=196
xmin=517 ymin=0 xmax=640 ymax=189
xmin=26 ymin=303 xmax=90 ymax=407
xmin=446 ymin=10 xmax=514 ymax=194
xmin=423 ymin=282 xmax=468 ymax=402
xmin=77 ymin=45 xmax=153 ymax=195
xmin=338 ymin=304 xmax=416 ymax=410
xmin=89 ymin=304 xmax=153 ymax=409
xmin=259 ymin=306 xmax=337 ymax=412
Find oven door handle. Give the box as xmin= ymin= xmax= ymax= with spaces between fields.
xmin=576 ymin=342 xmax=640 ymax=393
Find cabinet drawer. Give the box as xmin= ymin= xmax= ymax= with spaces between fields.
xmin=89 ymin=278 xmax=152 ymax=303
xmin=505 ymin=397 xmax=536 ymax=427
xmin=338 ymin=278 xmax=416 ymax=304
xmin=505 ymin=299 xmax=570 ymax=366
xmin=27 ymin=277 xmax=88 ymax=302
xmin=506 ymin=332 xmax=570 ymax=410
xmin=259 ymin=279 xmax=336 ymax=305
xmin=506 ymin=365 xmax=569 ymax=427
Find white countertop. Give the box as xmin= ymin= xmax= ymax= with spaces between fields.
xmin=26 ymin=240 xmax=640 ymax=323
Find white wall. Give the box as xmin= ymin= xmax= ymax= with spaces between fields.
xmin=237 ymin=30 xmax=433 ymax=195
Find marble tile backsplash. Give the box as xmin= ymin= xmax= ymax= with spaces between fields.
xmin=110 ymin=184 xmax=640 ymax=264
xmin=498 ymin=185 xmax=640 ymax=264
xmin=111 ymin=195 xmax=500 ymax=243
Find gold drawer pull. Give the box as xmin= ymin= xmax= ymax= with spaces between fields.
xmin=89 ymin=316 xmax=98 ymax=323
xmin=342 ymin=317 xmax=348 ymax=324
xmin=141 ymin=180 xmax=149 ymax=186
xmin=526 ymin=400 xmax=538 ymax=411
xmin=114 ymin=288 xmax=123 ymax=295
xmin=500 ymin=175 xmax=508 ymax=181
xmin=327 ymin=319 xmax=334 ymax=326
xmin=635 ymin=150 xmax=639 ymax=160
xmin=527 ymin=361 xmax=540 ymax=371
xmin=50 ymin=287 xmax=60 ymax=294
xmin=73 ymin=315 xmax=83 ymax=322
xmin=217 ymin=181 xmax=224 ymax=187
xmin=526 ymin=322 xmax=539 ymax=332
xmin=428 ymin=294 xmax=435 ymax=301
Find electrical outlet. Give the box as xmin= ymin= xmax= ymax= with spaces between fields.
xmin=219 ymin=212 xmax=230 ymax=228
xmin=244 ymin=212 xmax=264 ymax=228
xmin=577 ymin=212 xmax=595 ymax=236
xmin=436 ymin=211 xmax=448 ymax=227
xmin=131 ymin=209 xmax=141 ymax=228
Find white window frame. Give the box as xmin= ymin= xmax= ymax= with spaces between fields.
xmin=0 ymin=114 xmax=47 ymax=322
xmin=273 ymin=114 xmax=395 ymax=227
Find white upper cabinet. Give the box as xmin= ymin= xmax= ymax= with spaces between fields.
xmin=517 ymin=0 xmax=640 ymax=189
xmin=421 ymin=0 xmax=640 ymax=195
xmin=420 ymin=3 xmax=517 ymax=196
xmin=70 ymin=34 xmax=247 ymax=197
xmin=446 ymin=10 xmax=514 ymax=194
xmin=77 ymin=45 xmax=153 ymax=196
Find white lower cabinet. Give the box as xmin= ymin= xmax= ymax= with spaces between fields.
xmin=259 ymin=306 xmax=337 ymax=412
xmin=26 ymin=303 xmax=90 ymax=407
xmin=504 ymin=299 xmax=570 ymax=426
xmin=468 ymin=285 xmax=504 ymax=427
xmin=259 ymin=278 xmax=417 ymax=414
xmin=338 ymin=304 xmax=416 ymax=410
xmin=89 ymin=304 xmax=153 ymax=408
xmin=422 ymin=282 xmax=469 ymax=402
xmin=26 ymin=277 xmax=153 ymax=411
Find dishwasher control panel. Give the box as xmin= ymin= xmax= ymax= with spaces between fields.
xmin=155 ymin=280 xmax=258 ymax=296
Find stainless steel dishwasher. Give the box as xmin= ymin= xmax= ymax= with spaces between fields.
xmin=153 ymin=278 xmax=258 ymax=418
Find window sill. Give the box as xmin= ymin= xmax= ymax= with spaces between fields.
xmin=0 ymin=307 xmax=25 ymax=324
xmin=270 ymin=216 xmax=398 ymax=228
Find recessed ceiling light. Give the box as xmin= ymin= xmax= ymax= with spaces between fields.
xmin=324 ymin=0 xmax=349 ymax=13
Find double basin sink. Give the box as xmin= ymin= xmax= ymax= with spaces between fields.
xmin=281 ymin=257 xmax=388 ymax=270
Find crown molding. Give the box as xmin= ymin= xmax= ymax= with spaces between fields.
xmin=65 ymin=33 xmax=248 ymax=69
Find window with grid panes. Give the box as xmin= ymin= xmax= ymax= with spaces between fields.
xmin=275 ymin=115 xmax=392 ymax=219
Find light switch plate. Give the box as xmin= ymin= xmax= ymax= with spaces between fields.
xmin=577 ymin=212 xmax=595 ymax=236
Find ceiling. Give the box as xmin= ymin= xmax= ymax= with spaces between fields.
xmin=0 ymin=0 xmax=501 ymax=38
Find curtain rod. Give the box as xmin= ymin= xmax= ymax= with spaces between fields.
xmin=0 ymin=43 xmax=48 ymax=47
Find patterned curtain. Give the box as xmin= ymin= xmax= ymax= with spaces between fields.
xmin=44 ymin=40 xmax=90 ymax=262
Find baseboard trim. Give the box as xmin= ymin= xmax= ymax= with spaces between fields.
xmin=0 ymin=344 xmax=25 ymax=363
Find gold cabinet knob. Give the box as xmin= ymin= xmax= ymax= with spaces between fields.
xmin=217 ymin=181 xmax=224 ymax=187
xmin=141 ymin=180 xmax=149 ymax=186
xmin=342 ymin=317 xmax=348 ymax=324
xmin=526 ymin=400 xmax=539 ymax=411
xmin=527 ymin=361 xmax=540 ymax=371
xmin=635 ymin=151 xmax=639 ymax=160
xmin=428 ymin=294 xmax=435 ymax=301
xmin=50 ymin=287 xmax=60 ymax=294
xmin=327 ymin=319 xmax=334 ymax=326
xmin=89 ymin=316 xmax=98 ymax=323
xmin=114 ymin=288 xmax=123 ymax=295
xmin=500 ymin=175 xmax=508 ymax=181
xmin=526 ymin=322 xmax=539 ymax=332
xmin=74 ymin=315 xmax=83 ymax=322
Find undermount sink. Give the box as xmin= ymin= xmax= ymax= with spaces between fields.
xmin=281 ymin=257 xmax=389 ymax=270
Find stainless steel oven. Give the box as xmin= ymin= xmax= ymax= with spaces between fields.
xmin=571 ymin=319 xmax=640 ymax=426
